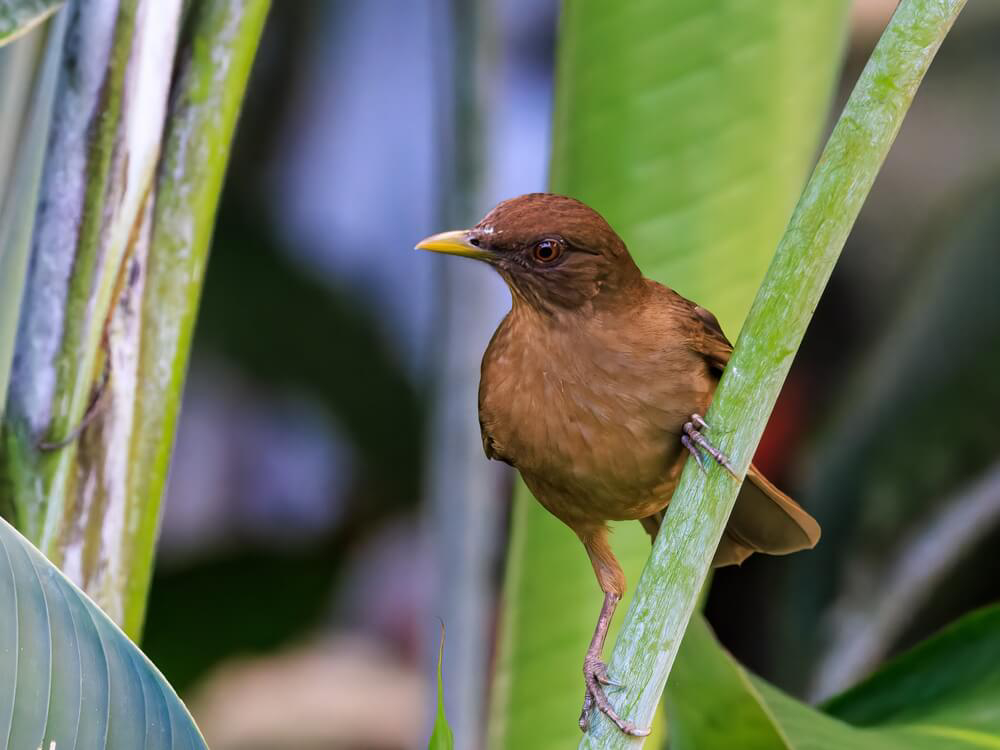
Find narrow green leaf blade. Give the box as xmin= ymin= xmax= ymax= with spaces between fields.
xmin=429 ymin=625 xmax=455 ymax=750
xmin=0 ymin=514 xmax=206 ymax=749
xmin=0 ymin=0 xmax=62 ymax=48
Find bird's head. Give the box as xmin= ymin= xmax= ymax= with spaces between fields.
xmin=416 ymin=193 xmax=642 ymax=314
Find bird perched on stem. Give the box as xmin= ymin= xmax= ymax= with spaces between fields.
xmin=416 ymin=193 xmax=820 ymax=737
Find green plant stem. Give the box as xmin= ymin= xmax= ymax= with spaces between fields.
xmin=1 ymin=0 xmax=269 ymax=639
xmin=122 ymin=0 xmax=270 ymax=637
xmin=2 ymin=0 xmax=164 ymax=588
xmin=580 ymin=0 xmax=966 ymax=746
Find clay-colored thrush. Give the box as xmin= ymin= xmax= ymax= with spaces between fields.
xmin=417 ymin=193 xmax=820 ymax=736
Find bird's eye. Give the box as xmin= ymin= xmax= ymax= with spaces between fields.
xmin=532 ymin=239 xmax=563 ymax=264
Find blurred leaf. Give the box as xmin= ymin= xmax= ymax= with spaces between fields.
xmin=422 ymin=1 xmax=504 ymax=745
xmin=0 ymin=0 xmax=61 ymax=48
xmin=0 ymin=9 xmax=63 ymax=428
xmin=666 ymin=610 xmax=1000 ymax=749
xmin=428 ymin=624 xmax=455 ymax=750
xmin=825 ymin=604 xmax=1000 ymax=738
xmin=488 ymin=2 xmax=849 ymax=747
xmin=794 ymin=177 xmax=1000 ymax=695
xmin=0 ymin=513 xmax=206 ymax=749
xmin=0 ymin=21 xmax=42 ymax=205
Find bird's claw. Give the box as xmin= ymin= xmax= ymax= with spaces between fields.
xmin=683 ymin=413 xmax=738 ymax=478
xmin=691 ymin=413 xmax=710 ymax=431
xmin=591 ymin=660 xmax=622 ymax=689
xmin=681 ymin=434 xmax=709 ymax=474
xmin=578 ymin=656 xmax=650 ymax=737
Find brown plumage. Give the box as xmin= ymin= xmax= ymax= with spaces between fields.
xmin=416 ymin=193 xmax=820 ymax=736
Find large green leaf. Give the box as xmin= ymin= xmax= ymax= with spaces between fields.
xmin=665 ymin=608 xmax=1000 ymax=749
xmin=823 ymin=605 xmax=1000 ymax=743
xmin=0 ymin=0 xmax=62 ymax=48
xmin=488 ymin=2 xmax=849 ymax=747
xmin=0 ymin=513 xmax=206 ymax=749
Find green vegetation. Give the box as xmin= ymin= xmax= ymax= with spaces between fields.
xmin=0 ymin=0 xmax=269 ymax=640
xmin=0 ymin=513 xmax=206 ymax=749
xmin=583 ymin=1 xmax=966 ymax=745
xmin=0 ymin=2 xmax=268 ymax=746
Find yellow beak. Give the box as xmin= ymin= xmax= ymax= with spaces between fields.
xmin=414 ymin=230 xmax=493 ymax=261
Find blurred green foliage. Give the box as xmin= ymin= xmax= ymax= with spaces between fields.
xmin=0 ymin=514 xmax=206 ymax=749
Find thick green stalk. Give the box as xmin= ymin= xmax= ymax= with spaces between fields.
xmin=0 ymin=0 xmax=269 ymax=639
xmin=122 ymin=0 xmax=270 ymax=637
xmin=2 ymin=0 xmax=179 ymax=582
xmin=580 ymin=0 xmax=966 ymax=746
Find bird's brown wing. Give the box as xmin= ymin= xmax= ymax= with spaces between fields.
xmin=714 ymin=465 xmax=821 ymax=567
xmin=479 ymin=415 xmax=513 ymax=465
xmin=672 ymin=294 xmax=821 ymax=566
xmin=668 ymin=289 xmax=733 ymax=374
xmin=690 ymin=304 xmax=733 ymax=375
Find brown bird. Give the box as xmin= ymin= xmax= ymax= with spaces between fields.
xmin=416 ymin=193 xmax=820 ymax=736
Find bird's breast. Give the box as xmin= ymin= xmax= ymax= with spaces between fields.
xmin=479 ymin=310 xmax=712 ymax=521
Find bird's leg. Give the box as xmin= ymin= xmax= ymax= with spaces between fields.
xmin=577 ymin=528 xmax=650 ymax=737
xmin=579 ymin=592 xmax=650 ymax=736
xmin=683 ymin=413 xmax=738 ymax=478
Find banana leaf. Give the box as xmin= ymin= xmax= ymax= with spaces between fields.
xmin=0 ymin=513 xmax=206 ymax=749
xmin=665 ymin=607 xmax=1000 ymax=749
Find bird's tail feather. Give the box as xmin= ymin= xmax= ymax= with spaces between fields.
xmin=639 ymin=464 xmax=820 ymax=568
xmin=713 ymin=464 xmax=821 ymax=568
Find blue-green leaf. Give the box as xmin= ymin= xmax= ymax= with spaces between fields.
xmin=0 ymin=514 xmax=206 ymax=749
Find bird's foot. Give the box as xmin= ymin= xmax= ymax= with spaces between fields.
xmin=578 ymin=655 xmax=650 ymax=737
xmin=683 ymin=413 xmax=738 ymax=478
